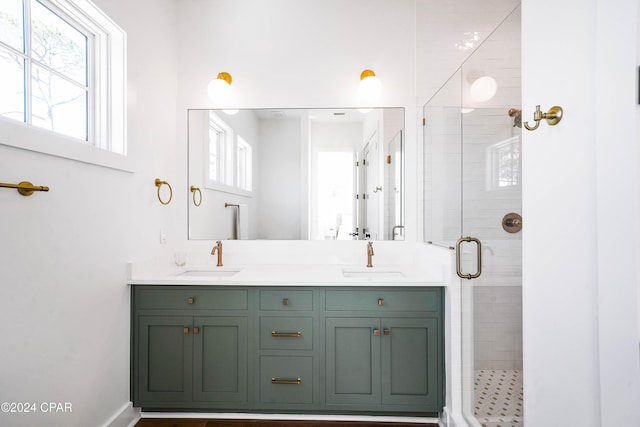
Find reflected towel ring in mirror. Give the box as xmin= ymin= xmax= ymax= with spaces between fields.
xmin=155 ymin=178 xmax=173 ymax=205
xmin=190 ymin=185 xmax=202 ymax=207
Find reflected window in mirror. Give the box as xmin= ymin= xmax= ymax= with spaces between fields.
xmin=236 ymin=135 xmax=252 ymax=192
xmin=205 ymin=111 xmax=253 ymax=196
xmin=207 ymin=112 xmax=234 ymax=188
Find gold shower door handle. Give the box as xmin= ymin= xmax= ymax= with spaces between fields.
xmin=456 ymin=236 xmax=482 ymax=280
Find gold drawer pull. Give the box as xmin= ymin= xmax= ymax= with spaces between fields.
xmin=193 ymin=327 xmax=200 ymax=334
xmin=283 ymin=298 xmax=289 ymax=305
xmin=187 ymin=298 xmax=195 ymax=305
xmin=271 ymin=331 xmax=301 ymax=337
xmin=378 ymin=298 xmax=385 ymax=306
xmin=271 ymin=377 xmax=301 ymax=385
xmin=183 ymin=327 xmax=189 ymax=334
xmin=383 ymin=328 xmax=390 ymax=335
xmin=373 ymin=328 xmax=380 ymax=336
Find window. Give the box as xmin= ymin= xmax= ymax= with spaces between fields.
xmin=486 ymin=136 xmax=521 ymax=190
xmin=205 ymin=112 xmax=253 ymax=196
xmin=207 ymin=112 xmax=233 ymax=186
xmin=0 ymin=0 xmax=127 ymax=167
xmin=236 ymin=136 xmax=252 ymax=192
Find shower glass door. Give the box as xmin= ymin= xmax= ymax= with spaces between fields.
xmin=459 ymin=105 xmax=522 ymax=427
xmin=423 ymin=5 xmax=522 ymax=426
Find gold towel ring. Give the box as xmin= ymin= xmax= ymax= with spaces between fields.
xmin=155 ymin=178 xmax=172 ymax=205
xmin=190 ymin=186 xmax=202 ymax=206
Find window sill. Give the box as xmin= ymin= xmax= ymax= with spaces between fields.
xmin=204 ymin=180 xmax=253 ymax=198
xmin=0 ymin=119 xmax=134 ymax=173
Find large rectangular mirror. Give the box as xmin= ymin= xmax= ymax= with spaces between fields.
xmin=188 ymin=108 xmax=404 ymax=240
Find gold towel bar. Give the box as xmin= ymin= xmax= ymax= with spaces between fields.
xmin=0 ymin=181 xmax=49 ymax=196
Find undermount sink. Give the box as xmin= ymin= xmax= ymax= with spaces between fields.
xmin=342 ymin=269 xmax=405 ymax=279
xmin=177 ymin=269 xmax=241 ymax=278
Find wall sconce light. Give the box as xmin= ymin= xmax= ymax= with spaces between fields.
xmin=469 ymin=75 xmax=497 ymax=102
xmin=208 ymin=71 xmax=233 ymax=105
xmin=358 ymin=69 xmax=382 ymax=102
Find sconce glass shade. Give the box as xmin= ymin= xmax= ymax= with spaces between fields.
xmin=469 ymin=75 xmax=497 ymax=102
xmin=208 ymin=72 xmax=233 ymax=105
xmin=358 ymin=69 xmax=382 ymax=102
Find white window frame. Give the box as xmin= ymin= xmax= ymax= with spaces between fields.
xmin=236 ymin=135 xmax=252 ymax=194
xmin=485 ymin=136 xmax=521 ymax=191
xmin=203 ymin=112 xmax=253 ymax=197
xmin=204 ymin=111 xmax=235 ymax=193
xmin=0 ymin=0 xmax=128 ymax=171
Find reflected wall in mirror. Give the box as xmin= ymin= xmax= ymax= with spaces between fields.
xmin=188 ymin=108 xmax=404 ymax=240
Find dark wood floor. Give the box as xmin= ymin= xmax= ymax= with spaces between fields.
xmin=134 ymin=419 xmax=438 ymax=427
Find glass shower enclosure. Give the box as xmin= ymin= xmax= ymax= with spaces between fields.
xmin=423 ymin=6 xmax=522 ymax=427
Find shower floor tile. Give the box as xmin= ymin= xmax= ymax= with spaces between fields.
xmin=474 ymin=369 xmax=523 ymax=427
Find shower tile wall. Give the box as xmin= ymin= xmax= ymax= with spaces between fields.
xmin=474 ymin=286 xmax=523 ymax=370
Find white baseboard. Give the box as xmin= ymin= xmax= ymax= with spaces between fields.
xmin=139 ymin=412 xmax=438 ymax=423
xmin=103 ymin=402 xmax=140 ymax=427
xmin=439 ymin=407 xmax=454 ymax=427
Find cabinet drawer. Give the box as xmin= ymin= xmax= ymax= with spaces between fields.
xmin=325 ymin=289 xmax=440 ymax=312
xmin=137 ymin=288 xmax=248 ymax=310
xmin=260 ymin=317 xmax=313 ymax=350
xmin=259 ymin=356 xmax=313 ymax=404
xmin=260 ymin=290 xmax=313 ymax=311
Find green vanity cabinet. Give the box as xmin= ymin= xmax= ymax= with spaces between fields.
xmin=324 ymin=288 xmax=444 ymax=413
xmin=254 ymin=288 xmax=319 ymax=410
xmin=131 ymin=285 xmax=443 ymax=415
xmin=132 ymin=287 xmax=249 ymax=409
xmin=137 ymin=315 xmax=194 ymax=404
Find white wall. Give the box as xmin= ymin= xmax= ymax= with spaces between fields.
xmin=0 ymin=0 xmax=179 ymax=426
xmin=257 ymin=117 xmax=302 ymax=239
xmin=522 ymin=0 xmax=640 ymax=426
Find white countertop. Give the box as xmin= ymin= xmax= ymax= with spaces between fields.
xmin=127 ymin=263 xmax=445 ymax=287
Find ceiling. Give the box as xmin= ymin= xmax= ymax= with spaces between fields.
xmin=415 ymin=0 xmax=521 ymax=103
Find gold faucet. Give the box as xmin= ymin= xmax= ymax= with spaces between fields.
xmin=366 ymin=241 xmax=374 ymax=268
xmin=211 ymin=240 xmax=223 ymax=267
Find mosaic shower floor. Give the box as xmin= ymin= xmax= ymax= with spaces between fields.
xmin=474 ymin=370 xmax=523 ymax=427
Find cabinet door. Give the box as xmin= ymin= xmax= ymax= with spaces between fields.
xmin=137 ymin=316 xmax=193 ymax=404
xmin=193 ymin=316 xmax=248 ymax=404
xmin=325 ymin=317 xmax=380 ymax=405
xmin=381 ymin=317 xmax=440 ymax=408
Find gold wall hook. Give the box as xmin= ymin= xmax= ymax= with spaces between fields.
xmin=155 ymin=178 xmax=173 ymax=205
xmin=524 ymin=105 xmax=563 ymax=131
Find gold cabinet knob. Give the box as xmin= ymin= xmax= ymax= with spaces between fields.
xmin=183 ymin=327 xmax=189 ymax=334
xmin=187 ymin=298 xmax=195 ymax=305
xmin=378 ymin=298 xmax=385 ymax=306
xmin=373 ymin=328 xmax=380 ymax=336
xmin=283 ymin=298 xmax=289 ymax=306
xmin=193 ymin=327 xmax=200 ymax=334
xmin=383 ymin=328 xmax=390 ymax=335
